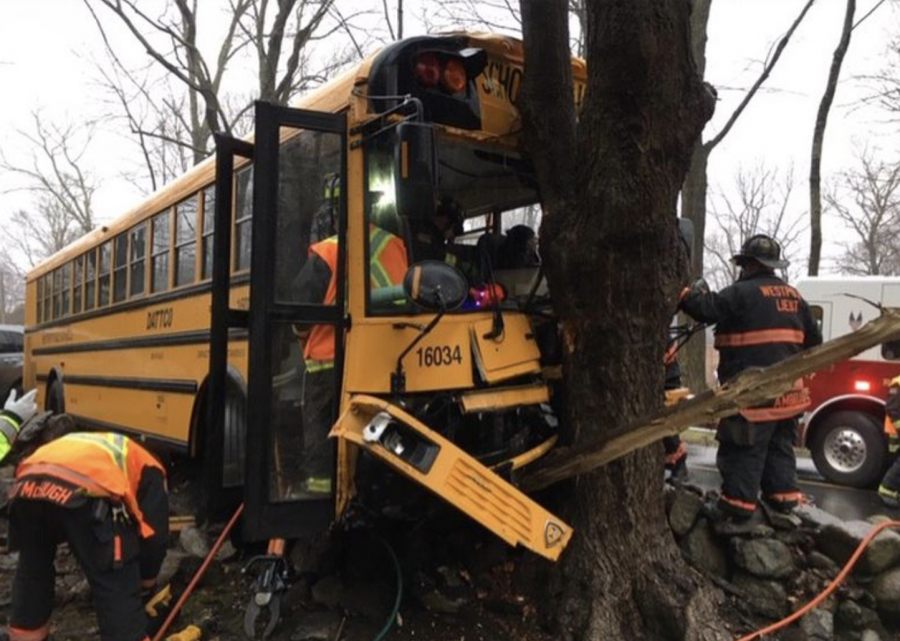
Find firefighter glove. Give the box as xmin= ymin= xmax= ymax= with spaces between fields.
xmin=686 ymin=278 xmax=710 ymax=298
xmin=890 ymin=434 xmax=900 ymax=455
xmin=4 ymin=389 xmax=37 ymax=424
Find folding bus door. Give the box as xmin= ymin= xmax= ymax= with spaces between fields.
xmin=242 ymin=102 xmax=347 ymax=540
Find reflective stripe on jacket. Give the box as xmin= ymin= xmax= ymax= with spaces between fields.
xmin=303 ymin=226 xmax=407 ymax=364
xmin=680 ymin=272 xmax=822 ymax=422
xmin=15 ymin=432 xmax=166 ymax=538
xmin=0 ymin=410 xmax=23 ymax=463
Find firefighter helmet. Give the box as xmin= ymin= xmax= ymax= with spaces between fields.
xmin=731 ymin=234 xmax=788 ymax=270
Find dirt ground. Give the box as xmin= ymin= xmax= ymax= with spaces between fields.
xmin=0 ymin=455 xmax=559 ymax=641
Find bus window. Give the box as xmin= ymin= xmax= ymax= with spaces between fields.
xmin=61 ymin=263 xmax=71 ymax=317
xmin=85 ymin=250 xmax=97 ymax=311
xmin=810 ymin=305 xmax=824 ymax=335
xmin=364 ymin=132 xmax=539 ymax=312
xmin=234 ymin=168 xmax=253 ymax=272
xmin=175 ymin=196 xmax=198 ymax=287
xmin=73 ymin=256 xmax=83 ymax=314
xmin=201 ymin=185 xmax=215 ymax=280
xmin=276 ymin=131 xmax=343 ymax=304
xmin=36 ymin=279 xmax=43 ymax=324
xmin=130 ymin=223 xmax=147 ymax=297
xmin=42 ymin=275 xmax=51 ymax=321
xmin=99 ymin=241 xmax=112 ymax=307
xmin=883 ymin=340 xmax=900 ymax=360
xmin=52 ymin=269 xmax=61 ymax=319
xmin=151 ymin=211 xmax=170 ymax=293
xmin=113 ymin=233 xmax=128 ymax=303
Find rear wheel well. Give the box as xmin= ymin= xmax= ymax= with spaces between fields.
xmin=188 ymin=366 xmax=248 ymax=522
xmin=804 ymin=398 xmax=884 ymax=447
xmin=44 ymin=370 xmax=65 ymax=414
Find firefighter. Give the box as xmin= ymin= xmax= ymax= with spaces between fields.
xmin=497 ymin=224 xmax=540 ymax=270
xmin=294 ymin=223 xmax=408 ymax=494
xmin=7 ymin=432 xmax=169 ymax=641
xmin=679 ymin=234 xmax=821 ymax=519
xmin=0 ymin=388 xmax=38 ymax=463
xmin=663 ymin=356 xmax=688 ymax=483
xmin=877 ymin=375 xmax=900 ymax=506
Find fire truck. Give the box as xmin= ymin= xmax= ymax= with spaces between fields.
xmin=797 ymin=276 xmax=900 ymax=486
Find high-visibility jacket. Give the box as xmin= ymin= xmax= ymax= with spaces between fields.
xmin=681 ymin=272 xmax=822 ymax=421
xmin=0 ymin=409 xmax=28 ymax=463
xmin=14 ymin=432 xmax=167 ymax=539
xmin=303 ymin=226 xmax=407 ymax=369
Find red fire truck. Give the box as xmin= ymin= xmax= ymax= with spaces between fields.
xmin=797 ymin=276 xmax=900 ymax=487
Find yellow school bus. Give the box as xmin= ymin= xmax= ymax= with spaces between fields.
xmin=25 ymin=33 xmax=587 ymax=564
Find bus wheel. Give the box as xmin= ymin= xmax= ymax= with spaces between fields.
xmin=46 ymin=379 xmax=65 ymax=415
xmin=810 ymin=411 xmax=885 ymax=488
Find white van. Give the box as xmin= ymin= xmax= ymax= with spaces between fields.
xmin=796 ymin=277 xmax=900 ymax=487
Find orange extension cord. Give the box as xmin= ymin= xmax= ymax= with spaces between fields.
xmin=152 ymin=503 xmax=245 ymax=641
xmin=733 ymin=519 xmax=900 ymax=641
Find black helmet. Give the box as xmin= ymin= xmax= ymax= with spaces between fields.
xmin=731 ymin=234 xmax=788 ymax=270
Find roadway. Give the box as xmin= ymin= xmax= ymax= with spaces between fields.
xmin=683 ymin=434 xmax=890 ymax=522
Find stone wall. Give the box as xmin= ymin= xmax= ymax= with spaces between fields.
xmin=667 ymin=486 xmax=900 ymax=641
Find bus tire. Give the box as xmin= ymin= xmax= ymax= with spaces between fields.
xmin=810 ymin=410 xmax=885 ymax=488
xmin=46 ymin=379 xmax=65 ymax=415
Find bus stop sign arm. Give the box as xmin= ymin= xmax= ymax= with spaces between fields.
xmin=521 ymin=307 xmax=900 ymax=493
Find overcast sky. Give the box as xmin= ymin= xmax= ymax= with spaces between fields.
xmin=1 ymin=0 xmax=898 ymax=274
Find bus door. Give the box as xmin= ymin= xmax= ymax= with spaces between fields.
xmin=243 ymin=102 xmax=347 ymax=541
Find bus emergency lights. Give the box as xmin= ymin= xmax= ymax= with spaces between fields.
xmin=414 ymin=52 xmax=475 ymax=95
xmin=854 ymin=380 xmax=872 ymax=392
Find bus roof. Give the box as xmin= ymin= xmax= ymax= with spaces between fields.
xmin=26 ymin=32 xmax=584 ymax=282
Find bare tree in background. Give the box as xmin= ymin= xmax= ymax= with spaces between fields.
xmin=679 ymin=0 xmax=816 ymax=391
xmin=83 ymin=0 xmax=361 ymax=173
xmin=705 ymin=164 xmax=807 ymax=290
xmin=424 ymin=0 xmax=587 ymax=56
xmin=0 ymin=258 xmax=27 ymax=324
xmin=809 ymin=0 xmax=857 ymax=276
xmin=0 ymin=112 xmax=98 ymax=265
xmin=827 ymin=150 xmax=900 ymax=275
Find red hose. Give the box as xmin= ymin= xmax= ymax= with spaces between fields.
xmin=152 ymin=503 xmax=245 ymax=641
xmin=734 ymin=519 xmax=900 ymax=641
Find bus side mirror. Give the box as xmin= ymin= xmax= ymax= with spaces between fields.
xmin=403 ymin=260 xmax=468 ymax=312
xmin=677 ymin=218 xmax=694 ymax=261
xmin=395 ymin=122 xmax=438 ymax=220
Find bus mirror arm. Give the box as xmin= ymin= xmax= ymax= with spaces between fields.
xmin=349 ymin=97 xmax=425 ymax=149
xmin=391 ymin=293 xmax=447 ymax=395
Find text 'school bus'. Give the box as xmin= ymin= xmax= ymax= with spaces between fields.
xmin=25 ymin=33 xmax=589 ymax=564
xmin=796 ymin=276 xmax=900 ymax=487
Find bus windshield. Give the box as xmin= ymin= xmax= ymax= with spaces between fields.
xmin=365 ymin=130 xmax=540 ymax=313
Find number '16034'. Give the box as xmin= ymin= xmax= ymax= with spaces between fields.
xmin=416 ymin=345 xmax=463 ymax=368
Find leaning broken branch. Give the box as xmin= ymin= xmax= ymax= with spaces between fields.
xmin=523 ymin=307 xmax=900 ymax=491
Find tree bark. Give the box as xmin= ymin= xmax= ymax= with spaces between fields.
xmin=809 ymin=0 xmax=856 ymax=276
xmin=520 ymin=1 xmax=720 ymax=639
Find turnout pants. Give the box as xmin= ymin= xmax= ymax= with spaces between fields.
xmin=882 ymin=456 xmax=900 ymax=492
xmin=301 ymin=367 xmax=336 ymax=482
xmin=716 ymin=415 xmax=801 ymax=518
xmin=8 ymin=497 xmax=149 ymax=641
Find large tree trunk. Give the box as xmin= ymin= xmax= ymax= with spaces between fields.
xmin=519 ymin=1 xmax=720 ymax=639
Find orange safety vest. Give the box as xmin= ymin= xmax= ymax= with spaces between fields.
xmin=14 ymin=432 xmax=166 ymax=538
xmin=304 ymin=226 xmax=408 ymax=368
